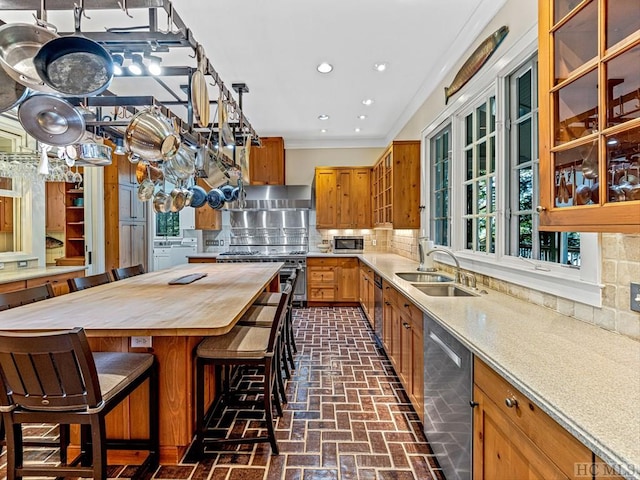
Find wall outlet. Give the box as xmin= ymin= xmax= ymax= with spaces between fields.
xmin=631 ymin=282 xmax=640 ymax=313
xmin=131 ymin=336 xmax=152 ymax=348
xmin=220 ymin=239 xmax=224 ymax=246
xmin=205 ymin=239 xmax=215 ymax=246
xmin=17 ymin=261 xmax=28 ymax=268
xmin=372 ymin=239 xmax=377 ymax=246
xmin=212 ymin=240 xmax=220 ymax=246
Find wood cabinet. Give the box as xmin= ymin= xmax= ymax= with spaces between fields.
xmin=249 ymin=137 xmax=285 ymax=185
xmin=372 ymin=141 xmax=421 ymax=229
xmin=315 ymin=167 xmax=372 ymax=229
xmin=193 ymin=179 xmax=221 ymax=230
xmin=359 ymin=263 xmax=375 ymax=325
xmin=473 ymin=357 xmax=592 ymax=479
xmin=538 ymin=0 xmax=640 ymax=233
xmin=0 ymin=195 xmax=13 ymax=232
xmin=45 ymin=182 xmax=65 ymax=232
xmin=55 ymin=181 xmax=85 ymax=266
xmin=381 ymin=280 xmax=423 ymax=422
xmin=307 ymin=257 xmax=361 ymax=304
xmin=104 ymin=150 xmax=149 ymax=273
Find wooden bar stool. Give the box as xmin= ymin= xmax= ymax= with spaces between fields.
xmin=111 ymin=264 xmax=145 ymax=281
xmin=193 ymin=286 xmax=291 ymax=456
xmin=0 ymin=327 xmax=159 ymax=480
xmin=67 ymin=272 xmax=112 ymax=292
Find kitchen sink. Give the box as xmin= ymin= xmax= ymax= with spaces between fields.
xmin=411 ymin=284 xmax=478 ymax=297
xmin=395 ymin=272 xmax=453 ymax=283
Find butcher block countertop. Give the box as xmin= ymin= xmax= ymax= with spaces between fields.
xmin=0 ymin=263 xmax=282 ymax=337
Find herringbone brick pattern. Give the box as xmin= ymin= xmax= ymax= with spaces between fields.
xmin=0 ymin=307 xmax=444 ymax=480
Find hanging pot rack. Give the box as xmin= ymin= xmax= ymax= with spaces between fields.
xmin=0 ymin=0 xmax=261 ymax=152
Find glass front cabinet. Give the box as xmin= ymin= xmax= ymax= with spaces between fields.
xmin=538 ymin=0 xmax=640 ymax=232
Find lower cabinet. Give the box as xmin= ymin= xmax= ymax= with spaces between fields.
xmin=23 ymin=270 xmax=85 ymax=297
xmin=359 ymin=263 xmax=374 ymax=325
xmin=307 ymin=257 xmax=360 ymax=304
xmin=473 ymin=357 xmax=592 ymax=480
xmin=381 ymin=280 xmax=424 ymax=423
xmin=119 ymin=223 xmax=148 ymax=272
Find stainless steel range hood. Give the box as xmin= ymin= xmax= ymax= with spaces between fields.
xmin=233 ymin=185 xmax=312 ymax=210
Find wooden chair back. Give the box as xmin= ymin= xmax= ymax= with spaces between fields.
xmin=0 ymin=283 xmax=55 ymax=311
xmin=0 ymin=327 xmax=102 ymax=411
xmin=266 ymin=284 xmax=291 ymax=353
xmin=67 ymin=272 xmax=112 ymax=292
xmin=111 ymin=263 xmax=145 ymax=281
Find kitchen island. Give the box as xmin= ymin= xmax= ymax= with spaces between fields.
xmin=0 ymin=262 xmax=283 ymax=464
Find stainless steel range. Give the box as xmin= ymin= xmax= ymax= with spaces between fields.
xmin=216 ymin=201 xmax=310 ymax=304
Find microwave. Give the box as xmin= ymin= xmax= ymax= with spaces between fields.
xmin=333 ymin=236 xmax=364 ymax=253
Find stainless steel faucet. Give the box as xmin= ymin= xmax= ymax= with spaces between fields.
xmin=425 ymin=247 xmax=462 ymax=283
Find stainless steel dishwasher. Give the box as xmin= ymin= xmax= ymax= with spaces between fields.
xmin=423 ymin=313 xmax=473 ymax=480
xmin=373 ymin=273 xmax=383 ymax=346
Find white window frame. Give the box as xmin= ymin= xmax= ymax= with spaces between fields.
xmin=421 ymin=29 xmax=602 ymax=307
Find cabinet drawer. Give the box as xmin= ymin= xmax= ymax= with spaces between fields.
xmin=308 ymin=258 xmax=339 ymax=267
xmin=309 ymin=287 xmax=336 ymax=301
xmin=309 ymin=269 xmax=336 ymax=284
xmin=0 ymin=280 xmax=27 ymax=294
xmin=382 ymin=280 xmax=398 ymax=305
xmin=397 ymin=292 xmax=422 ymax=323
xmin=474 ymin=358 xmax=591 ymax=477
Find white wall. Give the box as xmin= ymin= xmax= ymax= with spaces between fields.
xmin=285 ymin=147 xmax=384 ymax=185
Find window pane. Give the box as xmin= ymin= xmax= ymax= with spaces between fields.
xmin=466 ymin=114 xmax=473 ymax=145
xmin=554 ymin=69 xmax=598 ymax=145
xmin=465 ymin=218 xmax=473 ymax=250
xmin=517 ymin=70 xmax=532 ymax=117
xmin=553 ymin=1 xmax=598 ymax=84
xmin=554 ymin=0 xmax=583 ymax=23
xmin=489 ymin=136 xmax=496 ymax=173
xmin=489 ymin=216 xmax=496 ymax=254
xmin=606 ymin=0 xmax=640 ymax=49
xmin=518 ymin=118 xmax=532 ymax=164
xmin=477 ymin=217 xmax=487 ymax=252
xmin=605 ymin=44 xmax=640 ymax=128
xmin=466 ymin=149 xmax=473 ymax=180
xmin=477 ymin=103 xmax=487 ymax=139
xmin=489 ymin=176 xmax=496 ymax=213
xmin=466 ymin=183 xmax=474 ymax=215
xmin=489 ymin=96 xmax=496 ymax=133
xmin=477 ymin=180 xmax=487 ymax=214
xmin=606 ymin=126 xmax=640 ymax=203
xmin=477 ymin=142 xmax=487 ymax=176
xmin=539 ymin=231 xmax=559 ymax=263
xmin=519 ymin=167 xmax=533 ymax=211
xmin=519 ymin=215 xmax=533 ymax=255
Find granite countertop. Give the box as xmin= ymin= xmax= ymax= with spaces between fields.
xmin=346 ymin=253 xmax=639 ymax=479
xmin=187 ymin=252 xmax=221 ymax=258
xmin=0 ymin=266 xmax=87 ymax=285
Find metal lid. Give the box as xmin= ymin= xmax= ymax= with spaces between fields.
xmin=18 ymin=94 xmax=85 ymax=146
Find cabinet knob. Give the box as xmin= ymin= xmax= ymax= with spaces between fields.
xmin=535 ymin=205 xmax=546 ymax=213
xmin=505 ymin=396 xmax=518 ymax=408
xmin=404 ymin=303 xmax=410 ymax=308
xmin=402 ymin=322 xmax=410 ymax=329
xmin=469 ymin=401 xmax=479 ymax=408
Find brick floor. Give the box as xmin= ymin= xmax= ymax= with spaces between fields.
xmin=0 ymin=307 xmax=445 ymax=480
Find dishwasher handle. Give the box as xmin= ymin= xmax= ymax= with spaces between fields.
xmin=429 ymin=331 xmax=462 ymax=368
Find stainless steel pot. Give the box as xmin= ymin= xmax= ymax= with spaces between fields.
xmin=153 ymin=189 xmax=172 ymax=213
xmin=72 ymin=143 xmax=112 ymax=166
xmin=0 ymin=62 xmax=28 ymax=113
xmin=125 ymin=107 xmax=180 ymax=161
xmin=0 ymin=22 xmax=59 ymax=93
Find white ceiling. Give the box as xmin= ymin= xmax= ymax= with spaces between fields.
xmin=0 ymin=0 xmax=507 ymax=149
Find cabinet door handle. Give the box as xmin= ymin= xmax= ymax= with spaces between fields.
xmin=402 ymin=322 xmax=410 ymax=329
xmin=384 ymin=301 xmax=390 ymax=305
xmin=505 ymin=396 xmax=518 ymax=408
xmin=404 ymin=303 xmax=410 ymax=308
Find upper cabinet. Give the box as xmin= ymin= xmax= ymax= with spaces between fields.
xmin=372 ymin=141 xmax=421 ymax=229
xmin=538 ymin=0 xmax=640 ymax=233
xmin=315 ymin=167 xmax=372 ymax=229
xmin=249 ymin=137 xmax=285 ymax=185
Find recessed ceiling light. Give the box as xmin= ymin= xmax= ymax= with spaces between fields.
xmin=362 ymin=99 xmax=374 ymax=106
xmin=357 ymin=115 xmax=367 ymax=120
xmin=317 ymin=62 xmax=333 ymax=74
xmin=321 ymin=129 xmax=327 ymax=133
xmin=373 ymin=62 xmax=388 ymax=72
xmin=318 ymin=114 xmax=330 ymax=120
xmin=355 ymin=128 xmax=361 ymax=133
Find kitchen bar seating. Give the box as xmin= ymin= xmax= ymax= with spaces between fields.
xmin=67 ymin=272 xmax=112 ymax=292
xmin=0 ymin=327 xmax=159 ymax=480
xmin=111 ymin=263 xmax=145 ymax=281
xmin=0 ymin=283 xmax=55 ymax=311
xmin=193 ymin=285 xmax=291 ymax=456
